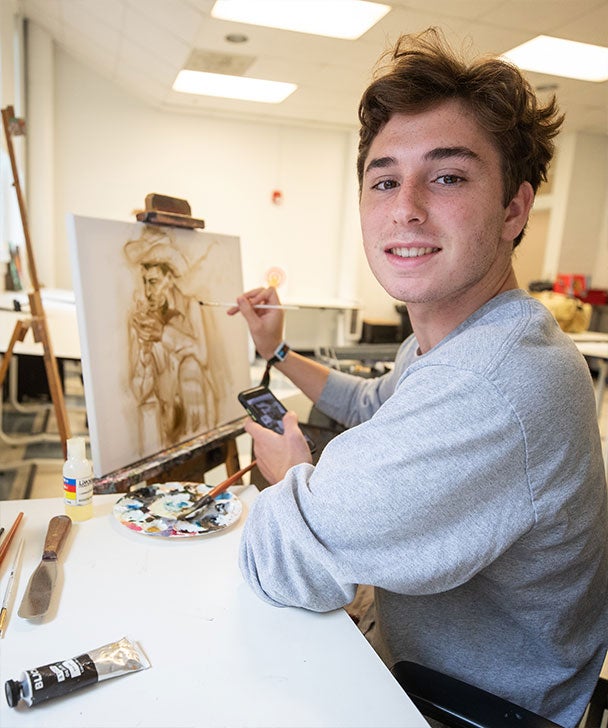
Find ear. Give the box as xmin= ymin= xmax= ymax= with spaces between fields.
xmin=503 ymin=181 xmax=534 ymax=242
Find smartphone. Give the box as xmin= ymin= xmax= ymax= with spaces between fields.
xmin=238 ymin=385 xmax=316 ymax=452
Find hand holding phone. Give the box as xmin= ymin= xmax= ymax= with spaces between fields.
xmin=238 ymin=386 xmax=316 ymax=452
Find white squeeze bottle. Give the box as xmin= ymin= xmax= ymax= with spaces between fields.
xmin=63 ymin=437 xmax=94 ymax=521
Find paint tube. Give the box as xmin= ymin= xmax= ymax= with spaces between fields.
xmin=4 ymin=636 xmax=150 ymax=708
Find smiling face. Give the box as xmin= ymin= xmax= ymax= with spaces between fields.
xmin=359 ymin=99 xmax=533 ymax=340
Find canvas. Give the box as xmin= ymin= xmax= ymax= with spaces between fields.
xmin=67 ymin=214 xmax=251 ymax=477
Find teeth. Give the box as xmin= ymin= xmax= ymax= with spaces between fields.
xmin=390 ymin=246 xmax=438 ymax=258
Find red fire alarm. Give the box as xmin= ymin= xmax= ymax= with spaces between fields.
xmin=271 ymin=190 xmax=283 ymax=205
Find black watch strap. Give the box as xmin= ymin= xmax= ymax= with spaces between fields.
xmin=267 ymin=341 xmax=290 ymax=367
xmin=260 ymin=342 xmax=290 ymax=387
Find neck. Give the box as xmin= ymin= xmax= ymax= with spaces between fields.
xmin=408 ymin=267 xmax=519 ymax=354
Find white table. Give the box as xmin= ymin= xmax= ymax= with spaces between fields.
xmin=280 ymin=299 xmax=361 ymax=350
xmin=0 ymin=289 xmax=81 ymax=360
xmin=0 ymin=491 xmax=428 ymax=728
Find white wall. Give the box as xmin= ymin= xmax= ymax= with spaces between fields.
xmin=558 ymin=133 xmax=608 ymax=289
xmin=0 ymin=0 xmax=26 ymax=264
xmin=26 ymin=20 xmax=54 ymax=285
xmin=49 ymin=47 xmax=348 ymax=300
xmin=543 ymin=131 xmax=608 ymax=289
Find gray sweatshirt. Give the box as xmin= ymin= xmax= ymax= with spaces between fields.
xmin=239 ymin=289 xmax=608 ymax=726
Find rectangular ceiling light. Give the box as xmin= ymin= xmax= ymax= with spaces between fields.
xmin=503 ymin=35 xmax=608 ymax=82
xmin=173 ymin=69 xmax=297 ymax=103
xmin=211 ymin=0 xmax=391 ymax=40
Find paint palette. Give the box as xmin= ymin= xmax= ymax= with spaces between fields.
xmin=113 ymin=482 xmax=242 ymax=537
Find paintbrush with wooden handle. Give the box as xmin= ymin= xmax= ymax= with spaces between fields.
xmin=179 ymin=461 xmax=256 ymax=520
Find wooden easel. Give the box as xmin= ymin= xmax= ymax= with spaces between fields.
xmin=0 ymin=106 xmax=71 ymax=457
xmin=135 ymin=192 xmax=205 ymax=230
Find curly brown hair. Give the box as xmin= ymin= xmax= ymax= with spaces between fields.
xmin=357 ymin=28 xmax=564 ymax=246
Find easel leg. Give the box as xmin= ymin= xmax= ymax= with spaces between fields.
xmin=31 ymin=316 xmax=71 ymax=457
xmin=224 ymin=438 xmax=241 ymax=479
xmin=0 ymin=319 xmax=29 ymax=389
xmin=2 ymin=106 xmax=72 ymax=459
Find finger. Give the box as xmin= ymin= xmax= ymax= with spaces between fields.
xmin=245 ymin=418 xmax=285 ymax=450
xmin=261 ymin=287 xmax=281 ymax=305
xmin=239 ymin=288 xmax=267 ymax=307
xmin=282 ymin=411 xmax=301 ymax=432
xmin=243 ymin=287 xmax=281 ymax=307
xmin=227 ymin=288 xmax=266 ymax=316
xmin=236 ymin=295 xmax=263 ymax=329
xmin=244 ymin=417 xmax=267 ymax=440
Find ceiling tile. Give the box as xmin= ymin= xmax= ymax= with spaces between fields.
xmin=15 ymin=0 xmax=608 ymax=134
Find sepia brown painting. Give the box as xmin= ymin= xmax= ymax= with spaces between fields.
xmin=68 ymin=215 xmax=251 ymax=477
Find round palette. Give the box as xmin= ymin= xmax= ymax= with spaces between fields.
xmin=113 ymin=481 xmax=242 ymax=537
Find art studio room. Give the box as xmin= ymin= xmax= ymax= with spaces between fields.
xmin=1 ymin=0 xmax=608 ymax=726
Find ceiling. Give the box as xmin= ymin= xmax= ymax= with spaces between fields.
xmin=18 ymin=0 xmax=608 ymax=135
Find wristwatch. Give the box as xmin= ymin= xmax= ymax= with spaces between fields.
xmin=266 ymin=341 xmax=290 ymax=367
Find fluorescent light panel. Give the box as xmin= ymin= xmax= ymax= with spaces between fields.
xmin=503 ymin=35 xmax=608 ymax=82
xmin=173 ymin=69 xmax=297 ymax=103
xmin=211 ymin=0 xmax=391 ymax=40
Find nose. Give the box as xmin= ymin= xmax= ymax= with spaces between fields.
xmin=392 ymin=181 xmax=427 ymax=225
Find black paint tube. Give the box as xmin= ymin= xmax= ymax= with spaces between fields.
xmin=5 ymin=636 xmax=150 ymax=708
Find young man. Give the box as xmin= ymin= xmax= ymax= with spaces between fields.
xmin=229 ymin=29 xmax=608 ymax=726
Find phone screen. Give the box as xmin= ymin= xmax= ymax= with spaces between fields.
xmin=239 ymin=387 xmax=288 ymax=435
xmin=238 ymin=386 xmax=316 ymax=452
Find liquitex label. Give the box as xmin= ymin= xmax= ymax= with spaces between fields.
xmin=63 ymin=476 xmax=94 ymax=505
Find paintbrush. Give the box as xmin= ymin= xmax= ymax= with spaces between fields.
xmin=0 ymin=513 xmax=24 ymax=570
xmin=0 ymin=538 xmax=24 ymax=638
xmin=199 ymin=300 xmax=300 ymax=311
xmin=178 ymin=460 xmax=257 ymax=520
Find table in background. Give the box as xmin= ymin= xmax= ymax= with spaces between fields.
xmin=0 ymin=289 xmax=80 ymax=361
xmin=569 ymin=331 xmax=608 ymax=418
xmin=570 ymin=332 xmax=608 ymax=474
xmin=0 ymin=492 xmax=428 ymax=728
xmin=281 ymin=299 xmax=361 ymax=351
xmin=0 ymin=290 xmax=80 ymax=446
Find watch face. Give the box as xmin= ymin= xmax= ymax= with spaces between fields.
xmin=277 ymin=343 xmax=289 ymax=360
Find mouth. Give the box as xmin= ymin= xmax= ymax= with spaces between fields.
xmin=387 ymin=246 xmax=440 ymax=258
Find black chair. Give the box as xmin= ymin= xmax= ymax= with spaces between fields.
xmin=585 ymin=676 xmax=608 ymax=727
xmin=391 ymin=661 xmax=563 ymax=728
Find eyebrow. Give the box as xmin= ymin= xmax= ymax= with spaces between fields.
xmin=425 ymin=146 xmax=480 ymax=162
xmin=364 ymin=146 xmax=481 ymax=177
xmin=364 ymin=156 xmax=397 ymax=176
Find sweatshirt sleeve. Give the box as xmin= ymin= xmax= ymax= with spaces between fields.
xmin=239 ymin=364 xmax=536 ymax=612
xmin=315 ymin=337 xmax=417 ymax=427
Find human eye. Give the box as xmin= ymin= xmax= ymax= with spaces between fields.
xmin=371 ymin=178 xmax=399 ymax=191
xmin=433 ymin=174 xmax=465 ymax=186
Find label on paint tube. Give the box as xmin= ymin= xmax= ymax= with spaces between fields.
xmin=5 ymin=637 xmax=150 ymax=708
